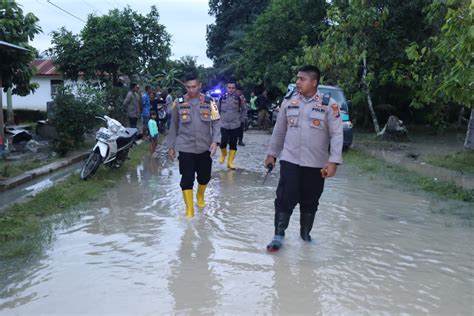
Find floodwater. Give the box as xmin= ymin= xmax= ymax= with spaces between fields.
xmin=1 ymin=131 xmax=473 ymax=315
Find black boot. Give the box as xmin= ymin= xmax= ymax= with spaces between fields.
xmin=267 ymin=211 xmax=291 ymax=251
xmin=238 ymin=139 xmax=245 ymax=146
xmin=300 ymin=212 xmax=316 ymax=242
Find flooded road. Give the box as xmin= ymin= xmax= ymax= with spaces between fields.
xmin=1 ymin=131 xmax=473 ymax=315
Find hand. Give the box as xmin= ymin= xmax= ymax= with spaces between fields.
xmin=264 ymin=155 xmax=276 ymax=169
xmin=321 ymin=163 xmax=337 ymax=178
xmin=209 ymin=143 xmax=218 ymax=157
xmin=168 ymin=148 xmax=176 ymax=161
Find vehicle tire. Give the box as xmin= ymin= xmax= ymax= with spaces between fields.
xmin=114 ymin=149 xmax=129 ymax=168
xmin=80 ymin=151 xmax=102 ymax=180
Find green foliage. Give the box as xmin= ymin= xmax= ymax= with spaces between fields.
xmin=206 ymin=0 xmax=269 ymax=68
xmin=0 ymin=0 xmax=41 ymax=95
xmin=48 ymin=6 xmax=171 ymax=85
xmin=236 ymin=0 xmax=328 ymax=92
xmin=424 ymin=151 xmax=474 ymax=175
xmin=50 ymin=87 xmax=102 ymax=156
xmin=344 ymin=148 xmax=474 ymax=203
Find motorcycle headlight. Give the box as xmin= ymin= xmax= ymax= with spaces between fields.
xmin=109 ymin=122 xmax=120 ymax=133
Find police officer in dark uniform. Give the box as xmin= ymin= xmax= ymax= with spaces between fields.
xmin=217 ymin=81 xmax=246 ymax=169
xmin=265 ymin=65 xmax=343 ymax=251
xmin=167 ymin=73 xmax=221 ymax=218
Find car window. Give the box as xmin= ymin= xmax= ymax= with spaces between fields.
xmin=318 ymin=88 xmax=348 ymax=111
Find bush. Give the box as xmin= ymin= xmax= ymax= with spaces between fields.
xmin=50 ymin=89 xmax=101 ymax=156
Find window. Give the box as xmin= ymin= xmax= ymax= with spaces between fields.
xmin=50 ymin=80 xmax=64 ymax=98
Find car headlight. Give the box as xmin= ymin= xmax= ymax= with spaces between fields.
xmin=343 ymin=121 xmax=353 ymax=129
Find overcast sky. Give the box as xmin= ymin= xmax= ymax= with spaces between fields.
xmin=20 ymin=0 xmax=214 ymax=66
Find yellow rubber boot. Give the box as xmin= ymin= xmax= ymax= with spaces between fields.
xmin=197 ymin=184 xmax=207 ymax=208
xmin=227 ymin=150 xmax=237 ymax=170
xmin=182 ymin=190 xmax=194 ymax=218
xmin=218 ymin=148 xmax=227 ymax=164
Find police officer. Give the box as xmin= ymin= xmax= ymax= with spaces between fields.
xmin=167 ymin=73 xmax=221 ymax=218
xmin=264 ymin=65 xmax=343 ymax=251
xmin=218 ymin=81 xmax=246 ymax=169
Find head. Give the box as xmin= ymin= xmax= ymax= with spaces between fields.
xmin=251 ymin=91 xmax=255 ymax=97
xmin=184 ymin=73 xmax=202 ymax=98
xmin=145 ymin=85 xmax=151 ymax=94
xmin=296 ymin=65 xmax=320 ymax=96
xmin=167 ymin=87 xmax=173 ymax=95
xmin=150 ymin=110 xmax=157 ymax=119
xmin=130 ymin=82 xmax=139 ymax=93
xmin=262 ymin=89 xmax=268 ymax=97
xmin=226 ymin=81 xmax=237 ymax=95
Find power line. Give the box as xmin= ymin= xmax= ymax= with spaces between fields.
xmin=46 ymin=0 xmax=86 ymax=23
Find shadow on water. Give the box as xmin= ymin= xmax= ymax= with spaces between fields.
xmin=1 ymin=131 xmax=473 ymax=314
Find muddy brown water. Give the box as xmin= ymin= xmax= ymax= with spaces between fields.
xmin=1 ymin=131 xmax=473 ymax=315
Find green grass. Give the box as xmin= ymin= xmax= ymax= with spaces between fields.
xmin=0 ymin=160 xmax=47 ymax=178
xmin=0 ymin=141 xmax=149 ymax=260
xmin=344 ymin=149 xmax=474 ymax=203
xmin=423 ymin=151 xmax=474 ymax=175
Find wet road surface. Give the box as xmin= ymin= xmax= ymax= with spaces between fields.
xmin=1 ymin=131 xmax=473 ymax=315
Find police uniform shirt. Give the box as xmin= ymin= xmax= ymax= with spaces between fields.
xmin=267 ymin=90 xmax=343 ymax=168
xmin=167 ymin=93 xmax=221 ymax=154
xmin=218 ymin=93 xmax=246 ymax=129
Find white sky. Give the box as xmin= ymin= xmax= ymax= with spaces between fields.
xmin=20 ymin=0 xmax=214 ymax=66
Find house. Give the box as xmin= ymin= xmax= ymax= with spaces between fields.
xmin=1 ymin=59 xmax=81 ymax=112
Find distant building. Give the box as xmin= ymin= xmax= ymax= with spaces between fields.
xmin=1 ymin=59 xmax=83 ymax=111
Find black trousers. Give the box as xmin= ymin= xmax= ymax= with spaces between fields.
xmin=178 ymin=151 xmax=212 ymax=190
xmin=274 ymin=160 xmax=325 ymax=236
xmin=238 ymin=123 xmax=244 ymax=141
xmin=220 ymin=127 xmax=239 ymax=150
xmin=128 ymin=117 xmax=138 ymax=128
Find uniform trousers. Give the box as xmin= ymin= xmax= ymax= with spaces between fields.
xmin=274 ymin=160 xmax=325 ymax=236
xmin=178 ymin=151 xmax=212 ymax=190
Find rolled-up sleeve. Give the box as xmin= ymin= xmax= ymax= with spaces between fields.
xmin=267 ymin=103 xmax=287 ymax=158
xmin=327 ymin=98 xmax=344 ymax=164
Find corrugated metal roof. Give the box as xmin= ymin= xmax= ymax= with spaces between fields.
xmin=32 ymin=59 xmax=61 ymax=76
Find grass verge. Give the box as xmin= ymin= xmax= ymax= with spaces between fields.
xmin=344 ymin=149 xmax=474 ymax=203
xmin=0 ymin=160 xmax=46 ymax=178
xmin=423 ymin=151 xmax=474 ymax=175
xmin=0 ymin=141 xmax=149 ymax=260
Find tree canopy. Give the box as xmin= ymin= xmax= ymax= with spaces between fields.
xmin=48 ymin=6 xmax=171 ymax=86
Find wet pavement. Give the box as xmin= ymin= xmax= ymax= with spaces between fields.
xmin=1 ymin=131 xmax=473 ymax=315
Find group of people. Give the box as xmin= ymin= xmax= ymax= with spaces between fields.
xmin=165 ymin=65 xmax=344 ymax=251
xmin=122 ymin=83 xmax=174 ymax=155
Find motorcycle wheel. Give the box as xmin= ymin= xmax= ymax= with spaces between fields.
xmin=80 ymin=151 xmax=102 ymax=180
xmin=114 ymin=149 xmax=129 ymax=168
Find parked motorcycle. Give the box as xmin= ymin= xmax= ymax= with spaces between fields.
xmin=157 ymin=104 xmax=167 ymax=133
xmin=80 ymin=115 xmax=138 ymax=180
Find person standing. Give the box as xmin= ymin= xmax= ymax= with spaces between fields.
xmin=217 ymin=81 xmax=246 ymax=169
xmin=264 ymin=65 xmax=343 ymax=251
xmin=123 ymin=82 xmax=140 ymax=128
xmin=148 ymin=111 xmax=159 ymax=155
xmin=142 ymin=85 xmax=152 ymax=138
xmin=256 ymin=89 xmax=271 ymax=130
xmin=167 ymin=73 xmax=221 ymax=218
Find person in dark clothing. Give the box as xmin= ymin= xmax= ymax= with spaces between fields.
xmin=256 ymin=89 xmax=271 ymax=130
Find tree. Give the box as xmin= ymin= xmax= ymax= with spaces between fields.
xmin=48 ymin=6 xmax=171 ymax=86
xmin=0 ymin=0 xmax=41 ymax=144
xmin=206 ymin=0 xmax=269 ymax=64
xmin=236 ymin=0 xmax=328 ymax=93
